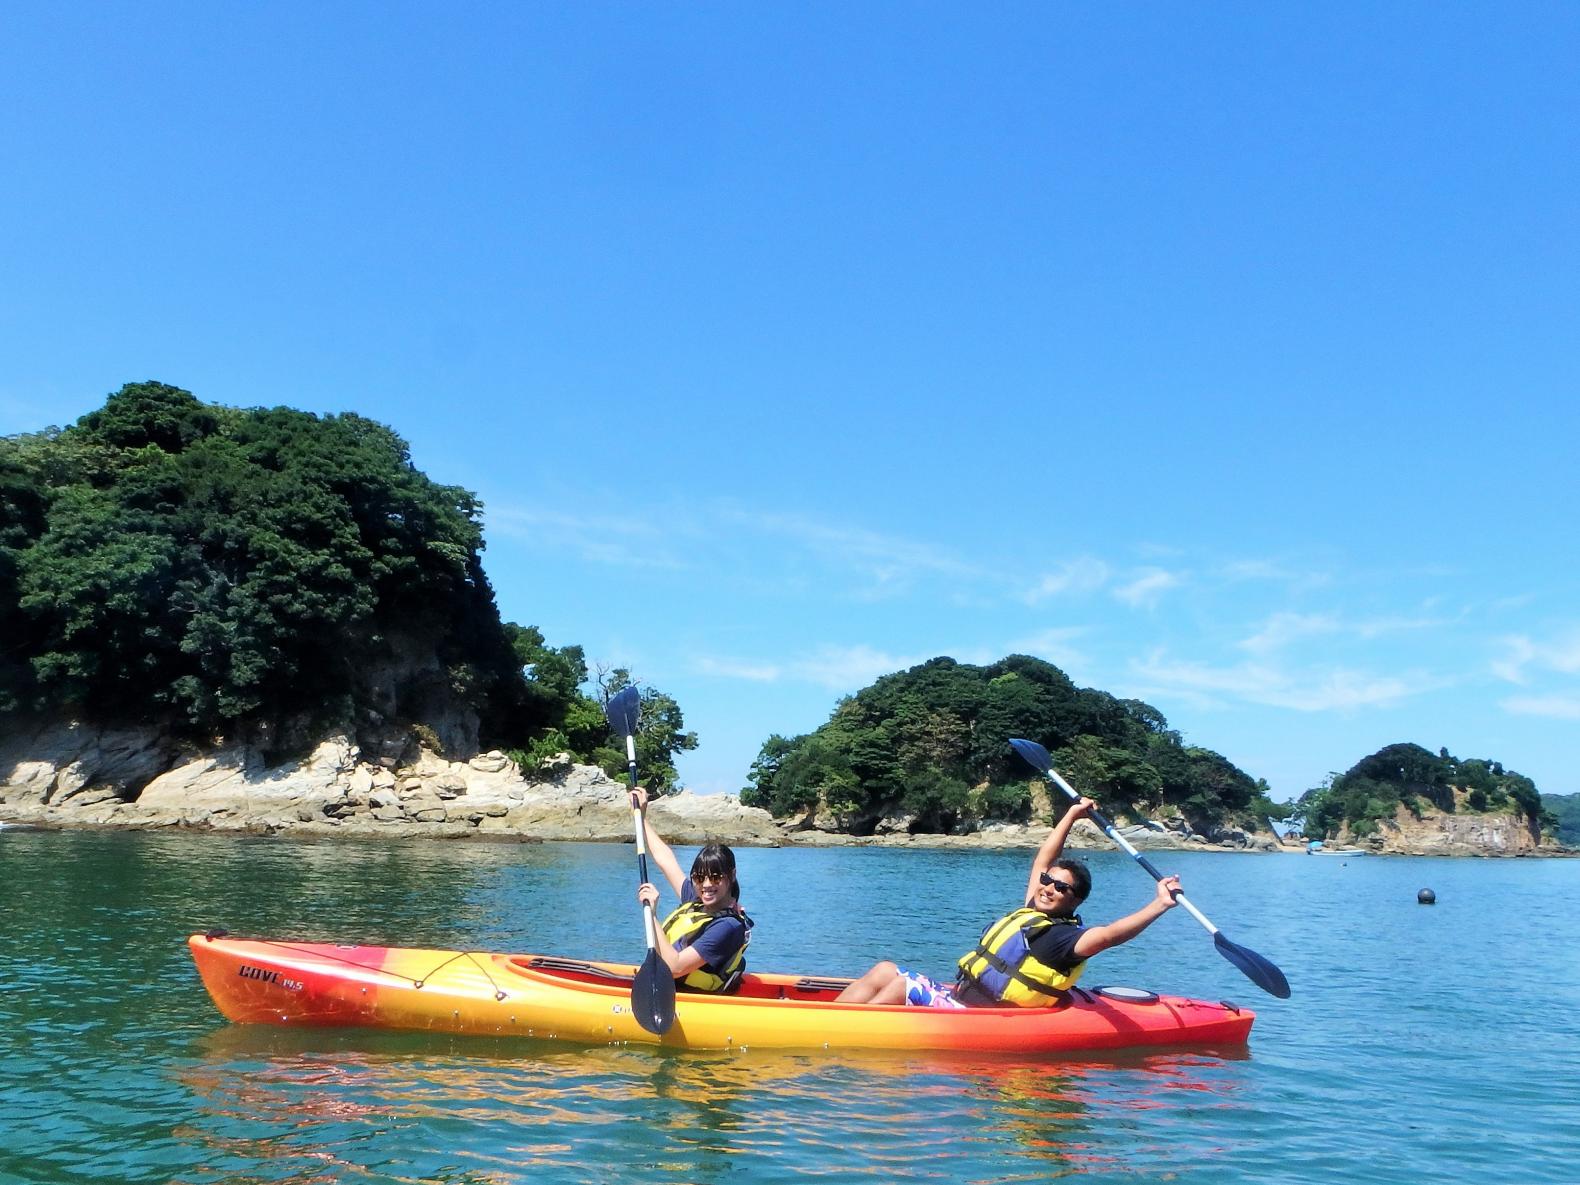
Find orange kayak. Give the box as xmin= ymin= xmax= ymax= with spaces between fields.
xmin=188 ymin=933 xmax=1255 ymax=1053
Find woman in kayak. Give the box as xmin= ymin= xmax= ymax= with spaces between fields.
xmin=834 ymin=796 xmax=1180 ymax=1008
xmin=632 ymin=787 xmax=753 ymax=994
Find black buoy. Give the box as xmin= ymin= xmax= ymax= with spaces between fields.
xmin=1417 ymin=888 xmax=1436 ymax=905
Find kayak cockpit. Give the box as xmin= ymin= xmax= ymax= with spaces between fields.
xmin=505 ymin=955 xmax=853 ymax=1003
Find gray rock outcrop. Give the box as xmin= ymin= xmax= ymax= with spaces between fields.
xmin=0 ymin=718 xmax=780 ymax=845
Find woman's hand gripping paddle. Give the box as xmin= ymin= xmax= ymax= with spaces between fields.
xmin=605 ymin=685 xmax=677 ymax=1034
xmin=1009 ymin=737 xmax=1291 ymax=999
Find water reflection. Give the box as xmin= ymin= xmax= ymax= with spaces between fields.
xmin=180 ymin=1025 xmax=1251 ymax=1183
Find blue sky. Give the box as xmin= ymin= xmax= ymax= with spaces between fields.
xmin=3 ymin=4 xmax=1576 ymax=801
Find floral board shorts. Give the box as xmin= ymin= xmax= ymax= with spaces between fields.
xmin=897 ymin=967 xmax=965 ymax=1009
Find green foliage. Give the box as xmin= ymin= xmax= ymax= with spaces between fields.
xmin=1055 ymin=734 xmax=1163 ymax=821
xmin=2 ymin=383 xmax=514 ymax=735
xmin=776 ymin=733 xmax=862 ymax=815
xmin=740 ymin=733 xmax=803 ymax=813
xmin=1245 ymin=779 xmax=1294 ymax=832
xmin=592 ymin=669 xmax=698 ymax=795
xmin=1543 ymin=793 xmax=1580 ymax=845
xmin=977 ymin=779 xmax=1032 ymax=822
xmin=1298 ymin=742 xmax=1547 ymax=838
xmin=901 ymin=768 xmax=972 ymax=832
xmin=746 ymin=654 xmax=1259 ymax=833
xmin=1 ymin=382 xmax=700 ymax=786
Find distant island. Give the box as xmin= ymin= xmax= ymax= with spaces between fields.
xmin=741 ymin=654 xmax=1277 ymax=842
xmin=0 ymin=382 xmax=1564 ymax=856
xmin=738 ymin=660 xmax=1560 ymax=854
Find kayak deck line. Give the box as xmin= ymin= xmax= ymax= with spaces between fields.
xmin=189 ymin=933 xmax=1256 ymax=1053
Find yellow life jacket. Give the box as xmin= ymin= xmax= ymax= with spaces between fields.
xmin=660 ymin=900 xmax=753 ymax=994
xmin=955 ymin=907 xmax=1087 ymax=1007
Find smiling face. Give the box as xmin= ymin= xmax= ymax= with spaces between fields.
xmin=1033 ymin=861 xmax=1090 ymax=915
xmin=689 ymin=843 xmax=738 ymax=911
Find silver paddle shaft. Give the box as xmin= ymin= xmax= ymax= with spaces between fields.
xmin=626 ymin=733 xmax=662 ymax=949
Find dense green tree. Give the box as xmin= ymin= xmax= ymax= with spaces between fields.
xmin=740 ymin=733 xmax=800 ymax=812
xmin=588 ymin=669 xmax=697 ymax=795
xmin=1 ymin=383 xmax=699 ymax=784
xmin=1054 ymin=734 xmax=1163 ymax=819
xmin=774 ymin=733 xmax=862 ymax=816
xmin=1543 ymin=793 xmax=1580 ymax=845
xmin=902 ymin=767 xmax=972 ymax=832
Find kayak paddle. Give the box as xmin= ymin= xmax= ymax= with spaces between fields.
xmin=1008 ymin=737 xmax=1291 ymax=999
xmin=605 ymin=685 xmax=677 ymax=1034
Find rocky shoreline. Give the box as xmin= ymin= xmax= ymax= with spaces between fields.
xmin=0 ymin=720 xmax=1565 ymax=857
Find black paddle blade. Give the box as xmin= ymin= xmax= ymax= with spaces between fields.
xmin=631 ymin=948 xmax=677 ymax=1035
xmin=1009 ymin=737 xmax=1053 ymax=774
xmin=1215 ymin=931 xmax=1291 ymax=999
xmin=604 ymin=685 xmax=641 ymax=739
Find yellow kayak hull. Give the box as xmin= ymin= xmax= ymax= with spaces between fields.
xmin=189 ymin=933 xmax=1255 ymax=1053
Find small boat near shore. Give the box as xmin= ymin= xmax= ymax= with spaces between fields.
xmin=189 ymin=933 xmax=1255 ymax=1054
xmin=1305 ymin=840 xmax=1368 ymax=856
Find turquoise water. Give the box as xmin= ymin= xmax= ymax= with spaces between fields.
xmin=1 ymin=828 xmax=1576 ymax=1184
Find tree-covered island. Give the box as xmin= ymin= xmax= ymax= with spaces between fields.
xmin=0 ymin=382 xmax=695 ymax=791
xmin=741 ymin=654 xmax=1282 ymax=839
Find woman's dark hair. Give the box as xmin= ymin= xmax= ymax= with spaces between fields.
xmin=1051 ymin=858 xmax=1091 ymax=902
xmin=691 ymin=842 xmax=740 ymax=902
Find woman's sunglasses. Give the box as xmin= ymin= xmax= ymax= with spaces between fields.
xmin=690 ymin=871 xmax=728 ymax=886
xmin=1039 ymin=871 xmax=1077 ymax=895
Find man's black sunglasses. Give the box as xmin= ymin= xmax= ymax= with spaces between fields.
xmin=1039 ymin=871 xmax=1078 ymax=895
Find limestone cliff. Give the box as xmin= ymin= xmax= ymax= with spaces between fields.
xmin=1335 ymin=787 xmax=1550 ymax=856
xmin=0 ymin=718 xmax=781 ymax=845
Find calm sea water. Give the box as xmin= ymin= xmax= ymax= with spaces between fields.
xmin=1 ymin=826 xmax=1576 ymax=1184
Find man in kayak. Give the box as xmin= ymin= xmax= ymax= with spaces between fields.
xmin=834 ymin=796 xmax=1180 ymax=1008
xmin=632 ymin=787 xmax=754 ymax=994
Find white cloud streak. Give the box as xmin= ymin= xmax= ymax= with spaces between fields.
xmin=484 ymin=506 xmax=692 ymax=570
xmin=1114 ymin=567 xmax=1183 ymax=608
xmin=1502 ymin=694 xmax=1580 ymax=720
xmin=1132 ymin=651 xmax=1439 ymax=712
xmin=1024 ymin=557 xmax=1109 ymax=603
xmin=1493 ymin=629 xmax=1580 ymax=684
xmin=1239 ymin=609 xmax=1450 ymax=655
xmin=1008 ymin=627 xmax=1091 ymax=672
xmin=696 ymin=643 xmax=1002 ymax=692
xmin=693 ymin=656 xmax=782 ymax=682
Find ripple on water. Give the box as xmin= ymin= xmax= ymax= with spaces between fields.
xmin=3 ymin=831 xmax=1579 ymax=1184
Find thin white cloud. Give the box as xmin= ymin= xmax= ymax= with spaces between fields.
xmin=1114 ymin=567 xmax=1183 ymax=608
xmin=1351 ymin=612 xmax=1454 ymax=639
xmin=1132 ymin=651 xmax=1438 ymax=712
xmin=1217 ymin=558 xmax=1333 ymax=592
xmin=491 ymin=499 xmax=997 ymax=596
xmin=1502 ymin=694 xmax=1580 ymax=721
xmin=789 ymin=644 xmax=925 ymax=690
xmin=693 ymin=656 xmax=782 ymax=682
xmin=699 ymin=642 xmax=1002 ymax=692
xmin=1024 ymin=557 xmax=1109 ymax=603
xmin=484 ymin=506 xmax=690 ymax=570
xmin=1493 ymin=630 xmax=1580 ymax=684
xmin=1239 ymin=612 xmax=1341 ymax=655
xmin=1239 ymin=609 xmax=1449 ymax=655
xmin=1009 ymin=627 xmax=1091 ymax=672
xmin=722 ymin=509 xmax=985 ymax=582
xmin=1220 ymin=559 xmax=1297 ymax=582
